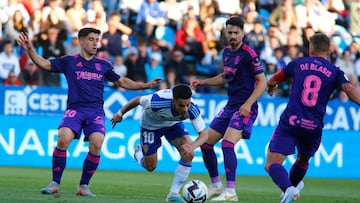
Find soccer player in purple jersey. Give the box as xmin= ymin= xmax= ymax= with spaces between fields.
xmin=265 ymin=33 xmax=360 ymax=203
xmin=191 ymin=16 xmax=267 ymax=201
xmin=17 ymin=27 xmax=161 ymax=197
xmin=111 ymin=84 xmax=208 ymax=202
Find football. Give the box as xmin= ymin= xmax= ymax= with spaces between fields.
xmin=182 ymin=180 xmax=208 ymax=203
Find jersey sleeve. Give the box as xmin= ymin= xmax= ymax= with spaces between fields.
xmin=103 ymin=60 xmax=121 ymax=82
xmin=50 ymin=55 xmax=71 ymax=73
xmin=191 ymin=115 xmax=206 ymax=133
xmin=251 ymin=55 xmax=264 ymax=75
xmin=189 ymin=102 xmax=206 ymax=133
xmin=139 ymin=94 xmax=153 ymax=108
xmin=335 ymin=68 xmax=350 ymax=87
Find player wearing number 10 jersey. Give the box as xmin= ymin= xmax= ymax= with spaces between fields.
xmin=264 ymin=33 xmax=360 ymax=203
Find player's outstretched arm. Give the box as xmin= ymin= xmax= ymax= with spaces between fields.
xmin=116 ymin=77 xmax=162 ymax=90
xmin=111 ymin=96 xmax=141 ymax=128
xmin=191 ymin=129 xmax=208 ymax=149
xmin=17 ymin=32 xmax=51 ymax=71
xmin=191 ymin=73 xmax=225 ymax=89
xmin=267 ymin=69 xmax=285 ymax=96
xmin=341 ymin=83 xmax=360 ymax=105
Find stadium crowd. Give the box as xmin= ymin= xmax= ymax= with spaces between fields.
xmin=0 ymin=0 xmax=360 ymax=100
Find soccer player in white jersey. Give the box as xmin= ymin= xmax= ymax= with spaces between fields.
xmin=111 ymin=84 xmax=208 ymax=202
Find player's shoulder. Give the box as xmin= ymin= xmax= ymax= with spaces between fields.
xmin=240 ymin=43 xmax=257 ymax=57
xmin=94 ymin=56 xmax=113 ymax=66
xmin=153 ymin=89 xmax=173 ymax=100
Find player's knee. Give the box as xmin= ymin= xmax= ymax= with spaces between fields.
xmin=181 ymin=151 xmax=194 ymax=162
xmin=57 ymin=136 xmax=71 ymax=149
xmin=264 ymin=162 xmax=272 ymax=173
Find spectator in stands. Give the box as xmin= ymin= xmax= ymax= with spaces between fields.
xmin=202 ymin=17 xmax=219 ymax=52
xmin=4 ymin=70 xmax=21 ymax=86
xmin=65 ymin=0 xmax=87 ymax=32
xmin=37 ymin=26 xmax=66 ymax=86
xmin=136 ymin=0 xmax=166 ymax=40
xmin=147 ymin=38 xmax=166 ymax=64
xmin=349 ymin=0 xmax=360 ymax=36
xmin=41 ymin=0 xmax=66 ymax=24
xmin=174 ymin=18 xmax=206 ymax=62
xmin=162 ymin=67 xmax=176 ymax=89
xmin=29 ymin=9 xmax=42 ymax=38
xmin=273 ymin=47 xmax=286 ymax=70
xmin=243 ymin=1 xmax=259 ymax=34
xmin=179 ymin=0 xmax=200 ymax=19
xmin=245 ymin=20 xmax=266 ymax=56
xmin=269 ymin=0 xmax=297 ymax=40
xmin=108 ymin=54 xmax=128 ymax=89
xmin=295 ymin=0 xmax=336 ymax=35
xmin=4 ymin=0 xmax=30 ymax=23
xmin=260 ymin=36 xmax=281 ymax=63
xmin=102 ymin=12 xmax=132 ymax=59
xmin=159 ymin=0 xmax=183 ymax=30
xmin=283 ymin=45 xmax=299 ymax=65
xmin=354 ymin=56 xmax=360 ymax=82
xmin=124 ymin=46 xmax=147 ymax=82
xmin=216 ymin=0 xmax=242 ymax=17
xmin=0 ymin=40 xmax=20 ymax=83
xmin=267 ymin=24 xmax=286 ymax=46
xmin=4 ymin=9 xmax=31 ymax=44
xmin=65 ymin=32 xmax=81 ymax=55
xmin=86 ymin=0 xmax=107 ymax=32
xmin=346 ymin=40 xmax=360 ymax=62
xmin=144 ymin=52 xmax=166 ymax=88
xmin=329 ymin=38 xmax=340 ymax=64
xmin=164 ymin=48 xmax=190 ymax=84
xmin=301 ymin=26 xmax=315 ymax=50
xmin=19 ymin=58 xmax=40 ymax=86
xmin=336 ymin=49 xmax=358 ymax=86
xmin=119 ymin=0 xmax=144 ymax=27
xmin=199 ymin=0 xmax=219 ymax=22
xmin=113 ymin=54 xmax=127 ymax=77
xmin=41 ymin=11 xmax=69 ymax=42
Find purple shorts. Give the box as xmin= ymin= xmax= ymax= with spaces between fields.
xmin=209 ymin=106 xmax=257 ymax=139
xmin=140 ymin=122 xmax=188 ymax=156
xmin=58 ymin=108 xmax=106 ymax=141
xmin=268 ymin=121 xmax=322 ymax=157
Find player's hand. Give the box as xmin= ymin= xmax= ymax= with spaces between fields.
xmin=111 ymin=114 xmax=123 ymax=129
xmin=17 ymin=32 xmax=34 ymax=52
xmin=190 ymin=79 xmax=202 ymax=89
xmin=180 ymin=143 xmax=193 ymax=155
xmin=146 ymin=78 xmax=162 ymax=88
xmin=239 ymin=103 xmax=251 ymax=117
xmin=267 ymin=85 xmax=277 ymax=96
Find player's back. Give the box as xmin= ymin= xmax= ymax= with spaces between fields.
xmin=282 ymin=56 xmax=346 ymax=130
xmin=140 ymin=89 xmax=201 ymax=130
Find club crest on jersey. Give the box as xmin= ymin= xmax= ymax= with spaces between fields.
xmin=143 ymin=144 xmax=149 ymax=154
xmin=95 ymin=63 xmax=102 ymax=71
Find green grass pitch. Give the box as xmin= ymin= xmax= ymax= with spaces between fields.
xmin=0 ymin=166 xmax=359 ymax=203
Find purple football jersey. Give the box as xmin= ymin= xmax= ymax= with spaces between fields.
xmin=50 ymin=54 xmax=120 ymax=110
xmin=280 ymin=56 xmax=349 ymax=131
xmin=222 ymin=44 xmax=264 ymax=109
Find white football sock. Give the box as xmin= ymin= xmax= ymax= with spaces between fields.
xmin=170 ymin=161 xmax=191 ymax=194
xmin=134 ymin=150 xmax=144 ymax=166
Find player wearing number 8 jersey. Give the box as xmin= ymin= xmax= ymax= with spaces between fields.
xmin=265 ymin=33 xmax=360 ymax=203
